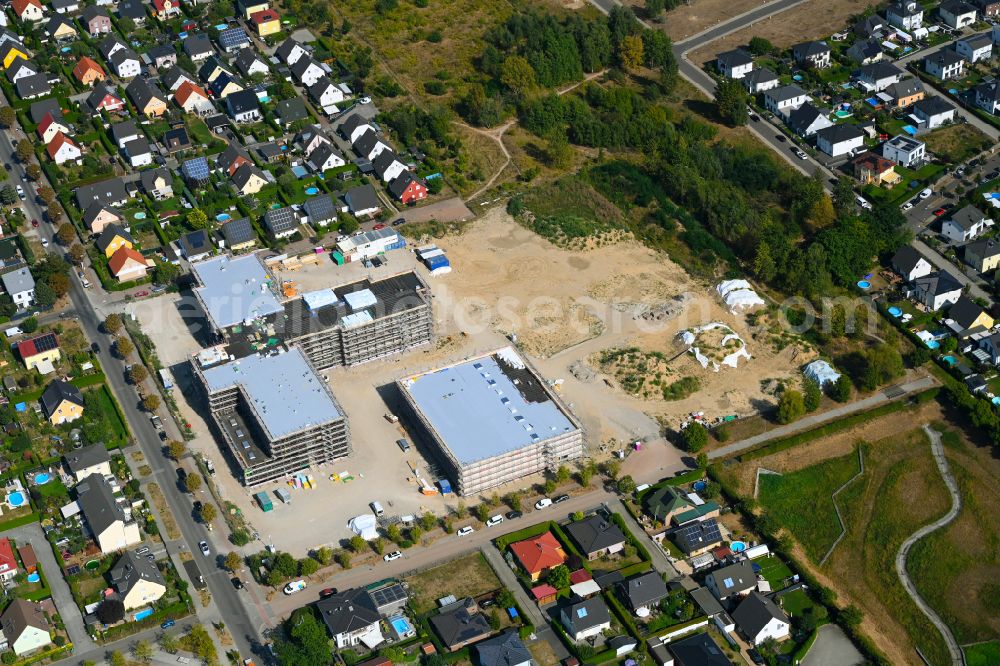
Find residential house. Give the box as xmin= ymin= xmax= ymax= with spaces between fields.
xmin=345 ymin=184 xmax=381 ymax=217
xmin=673 ymin=517 xmax=724 ymax=556
xmin=226 ymin=90 xmax=262 ymax=123
xmin=300 ymin=129 xmax=333 ymax=156
xmin=560 ymin=597 xmax=612 ymax=641
xmin=564 ymin=514 xmax=626 ymax=560
xmin=0 ymin=539 xmax=18 ymax=582
xmin=975 ymin=80 xmax=1000 ymax=115
xmin=162 ymin=66 xmax=195 ymax=92
xmin=76 ymin=474 xmax=141 ymax=553
xmin=163 ymin=127 xmax=191 ymax=153
xmin=946 ymin=294 xmax=994 ymax=335
xmin=231 ymin=163 xmax=267 ymax=196
xmin=911 ymin=271 xmax=964 ymax=310
xmin=0 ymin=41 xmax=27 ymax=69
xmin=302 ymin=195 xmax=337 ymax=227
xmin=816 ymin=124 xmax=864 ymax=157
xmin=978 ymin=0 xmax=1000 ymax=17
xmin=175 ymin=80 xmax=214 ymax=116
xmin=64 ymin=443 xmax=111 ymax=482
xmin=853 ymin=151 xmax=901 ymax=186
xmin=944 ymin=205 xmax=990 ymax=242
xmin=72 ymin=56 xmax=105 ymax=85
xmin=275 ymin=98 xmax=308 ymax=127
xmin=617 ymin=571 xmax=669 ymax=614
xmin=883 ymin=134 xmax=926 ymax=167
xmin=291 ymin=56 xmax=325 ymax=87
xmin=430 ymin=598 xmax=492 ymax=652
xmin=742 ymin=67 xmax=779 ymax=93
xmin=0 ymin=599 xmax=51 ymax=656
xmin=6 ymin=58 xmax=37 ymax=83
xmin=846 ymin=38 xmax=884 ymax=64
xmin=221 ymin=217 xmax=256 ymax=252
xmin=957 ymin=33 xmax=993 ymax=63
xmin=372 ymin=150 xmax=407 ymax=183
xmin=510 ymin=532 xmax=567 ymax=582
xmin=237 ymin=0 xmax=270 ymax=19
xmin=235 ymin=49 xmax=269 ymax=78
xmin=98 ymin=34 xmax=125 ymax=60
xmin=792 ymin=41 xmax=831 ymax=68
xmin=250 ymin=8 xmax=280 ymax=37
xmin=715 ymin=48 xmax=753 ymax=79
xmin=110 ymin=120 xmax=140 ymax=149
xmin=276 ymin=37 xmax=308 ymax=65
xmin=733 ymin=592 xmax=790 ymax=646
xmin=80 ymin=5 xmax=111 ymax=35
xmin=123 ymin=137 xmax=152 ymax=168
xmin=884 ymin=78 xmax=924 ymax=108
xmin=339 ymin=114 xmax=373 ymax=144
xmin=939 ymin=0 xmax=977 ymax=28
xmin=109 ymin=48 xmax=141 ymax=79
xmin=76 ymin=178 xmax=130 ymax=209
xmin=354 ymin=128 xmax=392 ymax=161
xmin=216 ymin=144 xmax=253 ymax=176
xmin=50 ymin=0 xmax=80 ymax=14
xmin=979 ymin=332 xmax=1000 ymax=363
xmin=109 ymin=552 xmax=166 ymax=610
xmin=140 ymin=168 xmax=173 ymax=200
xmin=46 ymin=132 xmax=81 ymax=165
xmin=306 ymin=143 xmax=345 ymax=172
xmin=41 ymin=380 xmax=84 ymax=424
xmin=151 ymin=0 xmax=181 ymax=20
xmin=1 ymin=268 xmax=34 ymax=309
xmin=117 ymin=0 xmax=147 ymax=23
xmin=316 ymin=588 xmax=383 ymax=650
xmin=15 ymin=73 xmax=50 ymax=99
xmin=763 ymin=85 xmax=808 ymax=117
xmin=853 ymin=14 xmax=885 ymax=39
xmin=209 ymin=72 xmax=244 ymax=99
xmin=16 ymin=546 xmax=35 ymax=576
xmin=83 ymin=202 xmax=123 ymax=235
xmin=87 ymin=82 xmax=124 ymax=112
xmin=924 ymin=49 xmax=964 ymax=80
xmin=179 ymin=230 xmax=212 ymax=261
xmin=473 ymin=630 xmax=531 ymax=666
xmin=146 ymin=44 xmax=177 ymax=70
xmin=887 ymin=0 xmax=923 ymax=30
xmin=643 ymin=484 xmax=698 ymax=524
xmin=787 ymin=102 xmax=833 ymax=137
xmin=309 ymin=76 xmax=344 ymax=110
xmin=217 ymin=27 xmax=251 ymax=54
xmin=126 ymin=77 xmax=167 ymax=117
xmin=964 ymin=237 xmax=1000 ymax=272
xmin=12 ymin=0 xmax=45 ymax=23
xmin=255 ymin=142 xmax=282 ymax=164
xmin=651 ymin=632 xmax=730 ymax=666
xmin=44 ymin=15 xmax=76 ymax=41
xmin=17 ymin=332 xmax=59 ymax=371
xmin=705 ymin=560 xmax=759 ymax=600
xmin=856 ymin=61 xmax=903 ymax=92
xmin=199 ymin=55 xmax=231 ymax=83
xmin=36 ymin=111 xmax=68 ymax=144
xmin=96 ymin=223 xmax=134 ymax=258
xmin=263 ymin=206 xmax=298 ymax=238
xmin=183 ymin=33 xmax=214 ymax=61
xmin=389 ymin=172 xmax=428 ymax=205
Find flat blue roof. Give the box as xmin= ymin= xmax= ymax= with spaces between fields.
xmin=192 ymin=254 xmax=284 ymax=330
xmin=400 ymin=347 xmax=577 ymax=465
xmin=201 ymin=347 xmax=341 ymax=439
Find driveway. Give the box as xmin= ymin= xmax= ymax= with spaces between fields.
xmin=2 ymin=523 xmax=95 ymax=652
xmin=801 ymin=624 xmax=864 ymax=666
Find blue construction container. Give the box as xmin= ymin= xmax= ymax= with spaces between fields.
xmin=424 ymin=254 xmax=450 ymax=270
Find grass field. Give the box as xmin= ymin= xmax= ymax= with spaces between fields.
xmin=923 ymin=123 xmax=993 ymax=164
xmin=965 ymin=641 xmax=1000 ymax=666
xmin=757 ymin=447 xmax=862 ymax=562
xmin=405 ymin=552 xmax=503 ymax=614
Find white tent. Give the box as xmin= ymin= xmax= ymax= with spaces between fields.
xmin=348 ymin=514 xmax=379 ymax=540
xmin=716 ymin=280 xmax=765 ymax=312
xmin=803 ymin=360 xmax=840 ymax=387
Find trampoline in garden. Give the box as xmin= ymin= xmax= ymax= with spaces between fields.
xmin=84 ymin=559 xmax=100 ymax=571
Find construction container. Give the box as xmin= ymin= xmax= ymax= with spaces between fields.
xmin=254 ymin=491 xmax=273 ymax=512
xmin=275 ymin=488 xmax=291 ymax=504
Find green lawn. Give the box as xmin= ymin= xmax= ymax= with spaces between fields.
xmin=758 ymin=448 xmax=863 ymax=562
xmin=779 ymin=588 xmax=813 ymax=617
xmin=756 ymin=556 xmax=795 ymax=588
xmin=965 ymin=641 xmax=1000 ymax=666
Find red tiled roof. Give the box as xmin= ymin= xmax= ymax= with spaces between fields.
xmin=175 ymin=80 xmax=208 ymax=107
xmin=72 ymin=56 xmax=104 ymax=83
xmin=569 ymin=569 xmax=592 ymax=585
xmin=36 ymin=111 xmax=58 ymax=138
xmin=510 ymin=532 xmax=567 ymax=575
xmin=17 ymin=332 xmax=58 ymax=359
xmin=11 ymin=0 xmax=42 ymax=17
xmin=0 ymin=538 xmax=16 ymax=575
xmin=46 ymin=132 xmax=78 ymax=160
xmin=531 ymin=584 xmax=558 ymax=600
xmin=108 ymin=245 xmax=147 ymax=276
xmin=251 ymin=8 xmax=279 ymax=23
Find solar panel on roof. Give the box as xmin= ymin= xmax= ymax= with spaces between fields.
xmin=29 ymin=333 xmax=58 ymax=353
xmin=183 ymin=157 xmax=209 ymax=180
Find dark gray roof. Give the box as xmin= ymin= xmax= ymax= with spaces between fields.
xmin=307 ymin=76 xmax=335 ymax=102
xmin=126 ymin=77 xmax=164 ymax=109
xmin=430 ymin=598 xmax=492 ymax=648
xmin=892 ymin=245 xmax=927 ymax=274
xmin=181 ymin=229 xmax=212 ymax=256
xmin=853 ymin=14 xmax=884 ymax=37
xmin=914 ymin=96 xmax=955 ymax=117
xmin=76 ymin=177 xmax=129 ymax=208
xmin=81 ymin=5 xmax=109 ymax=23
xmin=949 ymin=204 xmax=987 ymax=231
xmin=339 ymin=113 xmax=369 ymax=139
xmin=473 ymin=630 xmax=531 ymax=666
xmin=146 ymin=44 xmax=175 ymax=62
xmin=716 ymin=48 xmax=753 ymax=68
xmin=793 ymin=40 xmax=830 ymax=57
xmin=732 ymin=591 xmax=787 ymax=640
xmin=817 ymin=123 xmax=864 ymax=144
xmin=618 ymin=570 xmax=669 ymax=609
xmin=16 ymin=74 xmax=51 ymax=99
xmin=109 ymin=48 xmax=140 ymax=69
xmin=140 ymin=167 xmax=171 ymax=192
xmin=226 ymin=89 xmax=259 ymax=115
xmin=290 ymin=55 xmax=320 ymax=79
xmin=83 ymin=202 xmax=121 ymax=227
xmin=30 ymin=98 xmax=62 ymax=124
xmin=222 ymin=217 xmax=255 ymax=246
xmin=673 ymin=517 xmax=723 ymax=554
xmin=707 ymin=560 xmax=757 ymax=596
xmin=372 ymin=150 xmax=403 ymax=180
xmin=216 ymin=143 xmax=251 ymax=172
xmin=44 ymin=16 xmax=76 ymax=37
xmin=564 ymin=515 xmax=626 ymax=555
xmin=6 ymin=59 xmax=37 ymax=82
xmin=914 ymin=270 xmax=963 ymax=297
xmin=562 ymin=596 xmax=611 ymax=632
xmin=667 ymin=632 xmax=730 ymax=666
xmin=199 ymin=55 xmax=230 ymax=82
xmin=388 ymin=172 xmax=421 ymax=199
xmin=123 ymin=137 xmax=151 ymax=157
xmin=926 ymin=48 xmax=964 ymax=68
xmin=766 ymin=84 xmax=807 ymax=102
xmin=264 ymin=206 xmax=297 ymax=234
xmin=183 ymin=33 xmax=214 ymax=58
xmin=940 ymin=0 xmax=977 ymax=14
xmin=99 ymin=34 xmax=125 ymax=59
xmin=275 ymin=38 xmax=304 ymax=63
xmin=76 ymin=475 xmax=127 ymax=537
xmin=976 ymin=80 xmax=1000 ymax=104
xmin=64 ymin=443 xmax=111 ymax=475
xmin=210 ymin=72 xmax=243 ymax=97
xmin=231 ymin=163 xmax=266 ymax=190
xmin=117 ymin=0 xmax=147 ymax=19
xmin=309 ymin=143 xmax=343 ymax=170
xmin=965 ymin=238 xmax=1000 ymax=262
xmin=859 ymin=61 xmax=903 ymax=80
xmin=109 ymin=551 xmax=164 ymax=596
xmin=303 ymin=194 xmax=337 ymax=223
xmin=87 ymin=82 xmax=122 ymax=110
xmin=886 ymin=78 xmax=923 ymax=99
xmin=96 ymin=224 xmax=134 ymax=253
xmin=110 ymin=120 xmax=139 ymax=145
xmin=353 ymin=128 xmax=385 ymax=157
xmin=786 ymin=102 xmax=828 ymax=134
xmin=345 ymin=184 xmax=380 ymax=214
xmin=316 ymin=588 xmax=380 ymax=637
xmin=276 ymin=98 xmax=308 ymax=125
xmin=161 ymin=66 xmax=193 ymax=90
xmin=234 ymin=49 xmax=267 ymax=76
xmin=948 ymin=295 xmax=985 ymax=329
xmin=744 ymin=67 xmax=778 ymax=86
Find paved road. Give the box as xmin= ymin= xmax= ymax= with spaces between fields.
xmin=801 ymin=624 xmax=864 ymax=666
xmin=912 ymin=237 xmax=994 ymax=302
xmin=2 ymin=523 xmax=95 ymax=651
xmin=708 ymin=376 xmax=937 ymax=460
xmin=481 ymin=546 xmax=545 ymax=626
xmin=894 ymin=426 xmax=963 ymax=666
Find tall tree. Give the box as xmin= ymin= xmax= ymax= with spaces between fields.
xmin=716 ymin=78 xmax=748 ymax=125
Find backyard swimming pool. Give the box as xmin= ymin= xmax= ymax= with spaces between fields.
xmin=216 ymin=213 xmax=231 ymax=222
xmin=33 ymin=472 xmax=50 ymax=485
xmin=857 ymin=280 xmax=871 ymax=289
xmin=730 ymin=541 xmax=747 ymax=553
xmin=134 ymin=609 xmax=154 ymax=621
xmin=26 ymin=573 xmax=39 ymax=583
xmin=926 ymin=339 xmax=940 ymax=350
xmin=134 ymin=212 xmax=146 ymax=219
xmin=888 ymin=306 xmax=903 ymax=317
xmin=7 ymin=491 xmax=25 ymax=507
xmin=942 ymin=355 xmax=957 ymax=366
xmin=305 ymin=187 xmax=319 ymax=195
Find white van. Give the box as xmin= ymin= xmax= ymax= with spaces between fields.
xmin=370 ymin=501 xmax=384 ymax=517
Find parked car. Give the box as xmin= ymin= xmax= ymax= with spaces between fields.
xmin=283 ymin=580 xmax=306 ymax=595
xmin=384 ymin=551 xmax=402 ymax=562
xmin=232 ymin=577 xmax=244 ymax=590
xmin=505 ymin=510 xmax=523 ymax=520
xmin=901 ymin=202 xmax=913 ymax=211
xmin=456 ymin=526 xmax=475 ymax=536
xmin=919 ymin=188 xmax=933 ymax=199
xmin=161 ymin=619 xmax=175 ymax=629
xmin=30 ymin=219 xmax=38 ymax=227
xmin=396 ymin=438 xmax=410 ymax=452
xmin=553 ymin=494 xmax=570 ymax=504
xmin=485 ymin=515 xmax=504 ymax=527
xmin=934 ymin=207 xmax=947 ymax=216
xmin=320 ymin=588 xmax=337 ymax=597
xmin=793 ymin=148 xmax=808 ymax=160
xmin=535 ymin=498 xmax=552 ymax=510
xmin=199 ymin=540 xmax=210 ymax=556
xmin=775 ymin=134 xmax=786 ymax=142
xmin=373 ymin=223 xmax=386 ymax=230
xmin=359 ymin=96 xmax=372 ymax=105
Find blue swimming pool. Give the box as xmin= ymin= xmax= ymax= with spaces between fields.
xmin=888 ymin=306 xmax=903 ymax=317
xmin=942 ymin=355 xmax=957 ymax=366
xmin=390 ymin=616 xmax=413 ymax=635
xmin=305 ymin=187 xmax=319 ymax=195
xmin=291 ymin=165 xmax=308 ymax=178
xmin=693 ymin=480 xmax=707 ymax=491
xmin=992 ymin=396 xmax=1000 ymax=406
xmin=134 ymin=212 xmax=146 ymax=220
xmin=34 ymin=473 xmax=50 ymax=485
xmin=26 ymin=573 xmax=39 ymax=583
xmin=216 ymin=213 xmax=231 ymax=222
xmin=857 ymin=280 xmax=871 ymax=289
xmin=7 ymin=492 xmax=25 ymax=507
xmin=927 ymin=339 xmax=940 ymax=350
xmin=730 ymin=541 xmax=747 ymax=553
xmin=792 ymin=74 xmax=803 ymax=81
xmin=902 ymin=125 xmax=917 ymax=135
xmin=133 ymin=608 xmax=154 ymax=621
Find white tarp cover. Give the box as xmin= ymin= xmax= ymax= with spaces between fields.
xmin=348 ymin=514 xmax=379 ymax=540
xmin=716 ymin=279 xmax=752 ymax=298
xmin=716 ymin=279 xmax=765 ymax=312
xmin=803 ymin=360 xmax=841 ymax=387
xmin=683 ymin=323 xmax=752 ymax=372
